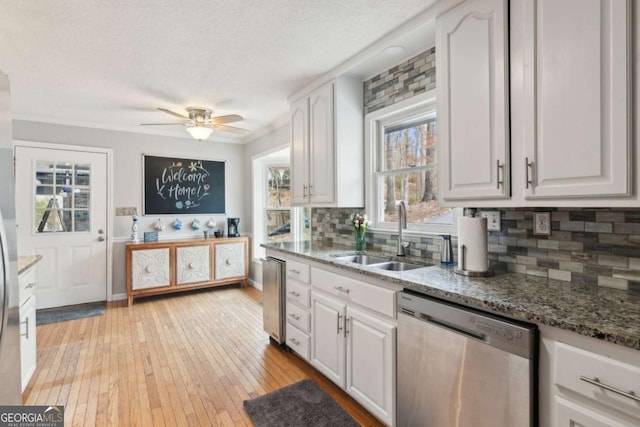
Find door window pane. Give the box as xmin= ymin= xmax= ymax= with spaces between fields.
xmin=34 ymin=161 xmax=92 ymax=233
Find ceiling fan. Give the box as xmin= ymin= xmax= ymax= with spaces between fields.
xmin=141 ymin=107 xmax=249 ymax=140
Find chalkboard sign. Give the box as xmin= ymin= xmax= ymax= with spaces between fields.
xmin=143 ymin=155 xmax=225 ymax=215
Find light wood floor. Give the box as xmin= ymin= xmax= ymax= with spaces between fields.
xmin=24 ymin=286 xmax=384 ymax=426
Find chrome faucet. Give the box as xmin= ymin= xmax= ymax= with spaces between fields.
xmin=397 ymin=201 xmax=409 ymax=256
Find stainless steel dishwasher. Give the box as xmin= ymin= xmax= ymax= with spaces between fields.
xmin=397 ymin=290 xmax=538 ymax=427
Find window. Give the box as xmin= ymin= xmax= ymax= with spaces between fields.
xmin=252 ymin=148 xmax=310 ymax=260
xmin=365 ymin=90 xmax=458 ymax=234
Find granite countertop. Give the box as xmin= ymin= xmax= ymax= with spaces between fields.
xmin=263 ymin=241 xmax=640 ymax=351
xmin=17 ymin=255 xmax=43 ymax=275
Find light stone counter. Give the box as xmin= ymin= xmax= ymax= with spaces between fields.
xmin=263 ymin=241 xmax=640 ymax=351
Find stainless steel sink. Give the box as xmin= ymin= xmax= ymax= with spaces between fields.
xmin=369 ymin=261 xmax=422 ymax=271
xmin=333 ymin=254 xmax=389 ymax=265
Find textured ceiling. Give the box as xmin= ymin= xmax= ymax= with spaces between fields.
xmin=0 ymin=0 xmax=437 ymax=143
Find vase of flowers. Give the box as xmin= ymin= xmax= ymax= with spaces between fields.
xmin=351 ymin=213 xmax=370 ymax=251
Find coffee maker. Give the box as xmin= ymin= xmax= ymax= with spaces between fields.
xmin=227 ymin=218 xmax=240 ymax=237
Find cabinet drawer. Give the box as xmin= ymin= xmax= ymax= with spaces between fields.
xmin=311 ymin=267 xmax=395 ymax=318
xmin=19 ymin=268 xmax=36 ymax=307
xmin=286 ymin=259 xmax=310 ymax=283
xmin=555 ymin=342 xmax=640 ymax=416
xmin=286 ymin=301 xmax=310 ymax=332
xmin=286 ymin=322 xmax=310 ymax=361
xmin=286 ymin=280 xmax=310 ymax=308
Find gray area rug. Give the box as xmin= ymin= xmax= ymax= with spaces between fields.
xmin=243 ymin=379 xmax=359 ymax=427
xmin=36 ymin=302 xmax=105 ymax=325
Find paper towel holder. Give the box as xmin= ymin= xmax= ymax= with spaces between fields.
xmin=454 ymin=244 xmax=495 ymax=277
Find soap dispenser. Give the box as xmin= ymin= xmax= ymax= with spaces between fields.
xmin=441 ymin=234 xmax=454 ymax=266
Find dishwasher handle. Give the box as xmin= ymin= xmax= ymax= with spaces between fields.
xmin=419 ymin=312 xmax=486 ymax=342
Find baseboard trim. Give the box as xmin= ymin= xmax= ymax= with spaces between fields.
xmin=248 ymin=279 xmax=262 ymax=291
xmin=111 ymin=293 xmax=127 ymax=301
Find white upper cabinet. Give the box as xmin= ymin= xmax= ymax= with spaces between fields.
xmin=290 ymin=76 xmax=364 ymax=208
xmin=520 ymin=0 xmax=632 ymax=200
xmin=437 ymin=0 xmax=510 ymax=201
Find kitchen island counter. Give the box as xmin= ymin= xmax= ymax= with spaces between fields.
xmin=263 ymin=241 xmax=640 ymax=351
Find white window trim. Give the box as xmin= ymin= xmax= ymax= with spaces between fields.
xmin=364 ymin=89 xmax=461 ymax=236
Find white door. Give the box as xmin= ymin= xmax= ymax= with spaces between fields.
xmin=308 ymin=83 xmax=335 ymax=205
xmin=346 ymin=307 xmax=395 ymax=426
xmin=522 ymin=0 xmax=631 ymax=199
xmin=437 ymin=0 xmax=510 ymax=201
xmin=15 ymin=145 xmax=108 ymax=309
xmin=311 ymin=291 xmax=345 ymax=387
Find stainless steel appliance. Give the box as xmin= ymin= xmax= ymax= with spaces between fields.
xmin=0 ymin=71 xmax=22 ymax=404
xmin=397 ymin=290 xmax=538 ymax=427
xmin=262 ymin=257 xmax=285 ymax=344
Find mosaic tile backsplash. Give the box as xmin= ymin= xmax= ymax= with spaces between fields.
xmin=311 ymin=208 xmax=640 ymax=291
xmin=363 ymin=47 xmax=435 ymax=115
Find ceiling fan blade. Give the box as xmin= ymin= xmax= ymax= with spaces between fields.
xmin=158 ymin=108 xmax=189 ymax=120
xmin=140 ymin=122 xmax=186 ymax=126
xmin=213 ymin=124 xmax=250 ymax=134
xmin=209 ymin=114 xmax=243 ymax=125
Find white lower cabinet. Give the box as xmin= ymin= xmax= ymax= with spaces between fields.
xmin=311 ymin=291 xmax=346 ymax=386
xmin=345 ymin=306 xmax=395 ymax=426
xmin=311 ymin=289 xmax=396 ymax=426
xmin=20 ymin=295 xmax=36 ymax=391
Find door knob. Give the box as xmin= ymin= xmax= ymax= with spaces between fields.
xmin=98 ymin=229 xmax=105 ymax=234
xmin=98 ymin=236 xmax=105 ymax=241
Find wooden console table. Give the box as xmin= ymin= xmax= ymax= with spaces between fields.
xmin=125 ymin=236 xmax=249 ymax=306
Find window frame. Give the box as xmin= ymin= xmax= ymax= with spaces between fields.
xmin=364 ymin=89 xmax=460 ymax=235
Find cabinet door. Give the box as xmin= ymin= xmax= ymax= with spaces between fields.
xmin=176 ymin=245 xmax=211 ymax=285
xmin=291 ymin=97 xmax=309 ymax=205
xmin=345 ymin=307 xmax=395 ymax=426
xmin=437 ymin=0 xmax=510 ymax=201
xmin=555 ymin=396 xmax=631 ymax=427
xmin=309 ymin=83 xmax=336 ymax=205
xmin=522 ymin=0 xmax=631 ymax=199
xmin=311 ymin=291 xmax=345 ymax=387
xmin=20 ymin=296 xmax=37 ymax=391
xmin=214 ymin=242 xmax=246 ymax=280
xmin=131 ymin=248 xmax=172 ymax=290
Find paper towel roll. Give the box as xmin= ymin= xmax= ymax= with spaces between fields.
xmin=457 ymin=217 xmax=488 ymax=272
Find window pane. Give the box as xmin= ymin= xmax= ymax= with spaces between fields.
xmin=55 ymin=163 xmax=73 ymax=186
xmin=266 ymin=210 xmax=291 ymax=242
xmin=74 ymin=210 xmax=90 ymax=232
xmin=36 ymin=162 xmax=54 ymax=185
xmin=267 ymin=167 xmax=290 ymax=209
xmin=382 ymin=119 xmax=437 ymax=170
xmin=380 ymin=170 xmax=453 ymax=225
xmin=74 ymin=164 xmax=91 ymax=186
xmin=74 ymin=188 xmax=90 ymax=208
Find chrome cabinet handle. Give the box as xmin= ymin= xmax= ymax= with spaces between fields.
xmin=579 ymin=376 xmax=640 ymax=402
xmin=337 ymin=313 xmax=343 ymax=334
xmin=288 ymin=268 xmax=300 ymax=275
xmin=289 ymin=337 xmax=300 ymax=346
xmin=334 ymin=286 xmax=350 ymax=294
xmin=288 ymin=291 xmax=300 ymax=297
xmin=308 ymin=184 xmax=313 ymax=196
xmin=303 ymin=184 xmax=307 ymax=198
xmin=497 ymin=160 xmax=504 ymax=189
xmin=525 ymin=157 xmax=533 ymax=189
xmin=289 ymin=313 xmax=300 ymax=321
xmin=26 ymin=283 xmax=35 ymax=289
xmin=21 ymin=317 xmax=29 ymax=339
xmin=345 ymin=317 xmax=350 ymax=337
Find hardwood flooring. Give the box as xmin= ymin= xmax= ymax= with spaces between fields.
xmin=24 ymin=286 xmax=384 ymax=426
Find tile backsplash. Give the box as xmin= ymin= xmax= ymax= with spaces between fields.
xmin=311 ymin=208 xmax=640 ymax=291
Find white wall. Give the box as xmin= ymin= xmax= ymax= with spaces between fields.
xmin=242 ymin=124 xmax=289 ymax=285
xmin=13 ymin=120 xmax=246 ymax=296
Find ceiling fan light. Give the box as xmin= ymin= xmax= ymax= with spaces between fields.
xmin=186 ymin=126 xmax=213 ymax=141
